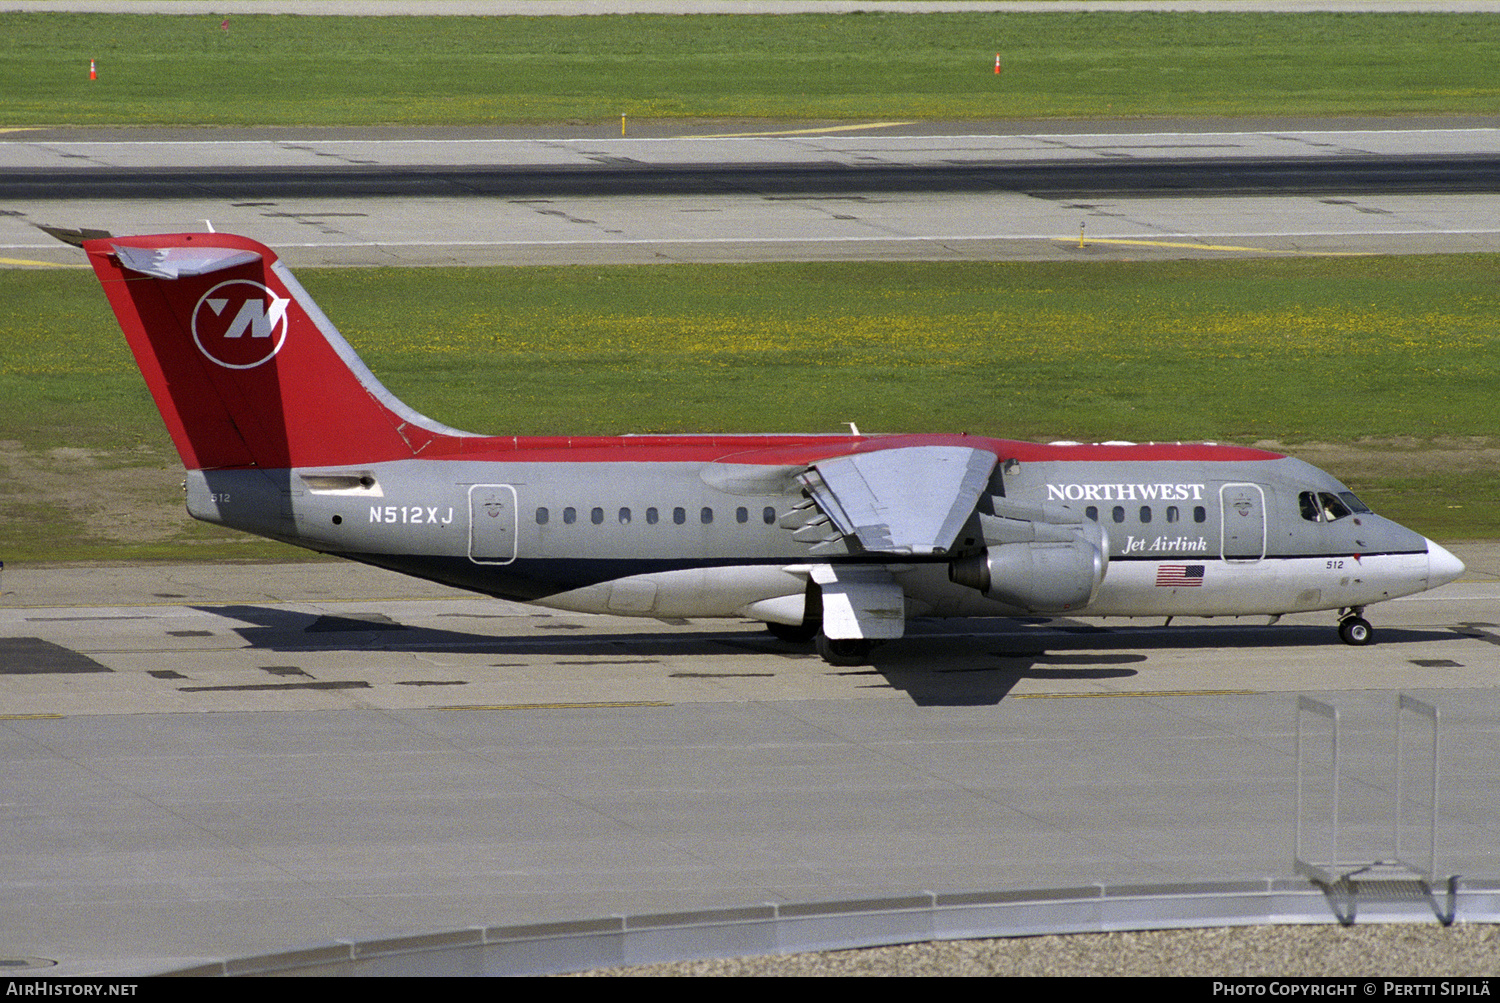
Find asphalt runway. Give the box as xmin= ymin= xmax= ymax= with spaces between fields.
xmin=5 ymin=123 xmax=1500 ymax=266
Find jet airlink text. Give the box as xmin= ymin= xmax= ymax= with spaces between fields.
xmin=1047 ymin=482 xmax=1207 ymax=502
xmin=1123 ymin=535 xmax=1209 ymax=553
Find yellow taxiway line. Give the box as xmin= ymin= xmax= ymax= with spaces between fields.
xmin=441 ymin=700 xmax=673 ymax=711
xmin=1012 ymin=689 xmax=1258 ymax=700
xmin=697 ymin=121 xmax=916 ymax=138
xmin=1064 ymin=237 xmax=1369 ymax=256
xmin=0 ymin=257 xmax=86 ymax=268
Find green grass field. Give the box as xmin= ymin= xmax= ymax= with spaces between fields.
xmin=5 ymin=11 xmax=1499 ymax=126
xmin=2 ymin=255 xmax=1496 ymax=560
xmin=4 ymin=10 xmax=1496 ymax=557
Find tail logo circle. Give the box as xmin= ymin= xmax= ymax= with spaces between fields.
xmin=192 ymin=280 xmax=291 ymax=369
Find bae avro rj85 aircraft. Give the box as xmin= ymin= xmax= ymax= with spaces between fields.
xmin=74 ymin=229 xmax=1465 ymax=665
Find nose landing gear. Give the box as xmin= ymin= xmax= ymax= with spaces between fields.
xmin=1338 ymin=607 xmax=1372 ymax=646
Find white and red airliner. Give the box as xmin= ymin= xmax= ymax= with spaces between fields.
xmin=74 ymin=229 xmax=1464 ymax=664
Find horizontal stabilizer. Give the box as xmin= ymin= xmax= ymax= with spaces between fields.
xmin=797 ymin=445 xmax=997 ymax=555
xmin=37 ymin=224 xmax=112 ymax=247
xmin=113 ymin=243 xmax=262 ymax=280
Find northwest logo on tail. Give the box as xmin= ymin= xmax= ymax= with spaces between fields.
xmin=192 ymin=279 xmax=290 ymax=369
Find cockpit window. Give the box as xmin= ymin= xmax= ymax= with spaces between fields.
xmin=1300 ymin=490 xmax=1360 ymax=522
xmin=1337 ymin=491 xmax=1371 ymax=514
xmin=1299 ymin=492 xmax=1321 ymax=522
xmin=1319 ymin=492 xmax=1352 ymax=521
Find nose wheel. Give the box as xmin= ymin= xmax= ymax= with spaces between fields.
xmin=1338 ymin=608 xmax=1372 ymax=646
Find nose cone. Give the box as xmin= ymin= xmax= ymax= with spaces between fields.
xmin=1427 ymin=539 xmax=1466 ymax=588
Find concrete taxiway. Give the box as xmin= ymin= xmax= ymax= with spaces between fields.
xmin=2 ymin=555 xmax=1499 ymax=974
xmin=4 ymin=550 xmax=1500 ymax=716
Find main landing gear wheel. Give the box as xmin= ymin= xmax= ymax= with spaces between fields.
xmin=816 ymin=635 xmax=874 ymax=666
xmin=766 ymin=621 xmax=819 ymax=644
xmin=1338 ymin=616 xmax=1373 ymax=646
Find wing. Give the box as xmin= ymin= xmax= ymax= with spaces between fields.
xmin=780 ymin=445 xmax=998 ymax=556
xmin=759 ymin=442 xmax=1109 ymax=644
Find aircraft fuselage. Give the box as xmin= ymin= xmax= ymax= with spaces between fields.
xmin=185 ymin=434 xmax=1454 ymax=626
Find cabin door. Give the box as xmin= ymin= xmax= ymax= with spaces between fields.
xmin=469 ymin=484 xmax=517 ymax=564
xmin=1219 ymin=483 xmax=1266 ymax=563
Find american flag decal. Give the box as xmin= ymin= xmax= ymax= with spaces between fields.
xmin=1156 ymin=564 xmax=1205 ymax=587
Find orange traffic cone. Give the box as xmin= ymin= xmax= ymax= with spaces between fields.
xmin=89 ymin=59 xmax=96 ymax=81
xmin=994 ymin=53 xmax=1003 ymax=75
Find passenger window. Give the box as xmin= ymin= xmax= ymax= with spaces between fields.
xmin=563 ymin=507 xmax=577 ymax=525
xmin=736 ymin=507 xmax=748 ymax=524
xmin=763 ymin=506 xmax=776 ymax=525
xmin=1139 ymin=506 xmax=1152 ymax=523
xmin=673 ymin=507 xmax=686 ymax=525
xmin=618 ymin=507 xmax=631 ymax=524
xmin=536 ymin=507 xmax=549 ymax=525
xmin=1166 ymin=506 xmax=1179 ymax=523
xmin=1193 ymin=506 xmax=1207 ymax=523
xmin=646 ymin=507 xmax=659 ymax=525
xmin=591 ymin=507 xmax=604 ymax=525
xmin=1085 ymin=506 xmax=1099 ymax=522
xmin=701 ymin=507 xmax=714 ymax=524
xmin=1112 ymin=506 xmax=1125 ymax=524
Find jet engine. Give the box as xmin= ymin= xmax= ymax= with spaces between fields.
xmin=948 ymin=501 xmax=1109 ymax=612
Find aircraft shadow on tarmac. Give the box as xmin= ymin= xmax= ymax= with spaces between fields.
xmin=836 ymin=655 xmax=1145 ymax=707
xmin=189 ymin=605 xmax=1465 ymax=707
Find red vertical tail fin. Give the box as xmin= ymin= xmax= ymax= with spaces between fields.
xmin=84 ymin=232 xmax=470 ymax=471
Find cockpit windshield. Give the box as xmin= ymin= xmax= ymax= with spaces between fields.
xmin=1299 ymin=490 xmax=1371 ymax=522
xmin=1338 ymin=491 xmax=1371 ymax=514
